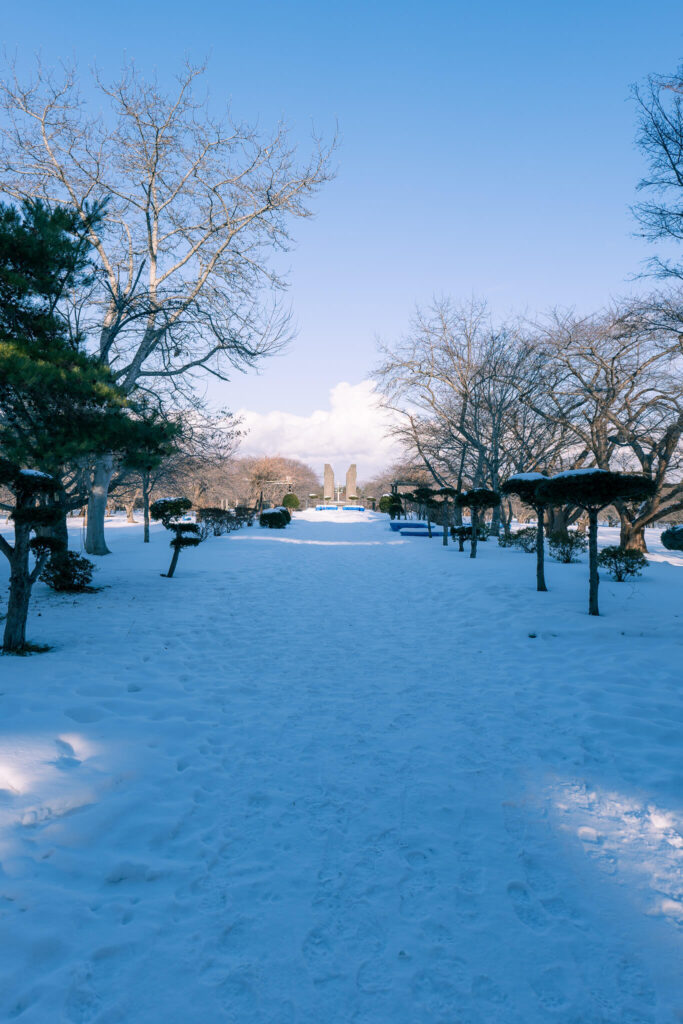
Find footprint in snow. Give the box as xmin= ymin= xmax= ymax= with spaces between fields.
xmin=64 ymin=706 xmax=107 ymax=723
xmin=531 ymin=965 xmax=571 ymax=1010
xmin=507 ymin=881 xmax=548 ymax=930
xmin=52 ymin=738 xmax=81 ymax=770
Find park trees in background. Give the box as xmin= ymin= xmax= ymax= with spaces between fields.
xmin=375 ymin=299 xmax=561 ymax=535
xmin=0 ymin=59 xmax=334 ymax=554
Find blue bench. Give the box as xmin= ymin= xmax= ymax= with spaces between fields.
xmin=399 ymin=528 xmax=434 ymax=537
xmin=389 ymin=521 xmax=427 ymax=532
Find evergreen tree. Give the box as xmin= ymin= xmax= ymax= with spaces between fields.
xmin=0 ymin=200 xmax=169 ymax=651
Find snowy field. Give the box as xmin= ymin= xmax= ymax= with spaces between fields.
xmin=0 ymin=509 xmax=681 ymax=1023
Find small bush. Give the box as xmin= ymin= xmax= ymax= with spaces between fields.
xmin=282 ymin=492 xmax=300 ymax=510
xmin=661 ymin=525 xmax=683 ymax=551
xmin=597 ymin=546 xmax=648 ymax=581
xmin=548 ymin=531 xmax=588 ymax=563
xmin=40 ymin=551 xmax=96 ymax=592
xmin=511 ymin=526 xmax=538 ymax=553
xmin=498 ymin=532 xmax=516 ymax=548
xmin=260 ymin=507 xmax=290 ymax=529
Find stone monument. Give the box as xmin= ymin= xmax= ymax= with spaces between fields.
xmin=346 ymin=463 xmax=357 ymax=500
xmin=324 ymin=463 xmax=334 ymax=501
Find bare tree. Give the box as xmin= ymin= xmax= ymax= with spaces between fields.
xmin=532 ymin=303 xmax=683 ymax=550
xmin=226 ymin=455 xmax=320 ymax=508
xmin=632 ymin=63 xmax=683 ymax=280
xmin=0 ymin=59 xmax=334 ymax=553
xmin=374 ymin=298 xmax=558 ymax=534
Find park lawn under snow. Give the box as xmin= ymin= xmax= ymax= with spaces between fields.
xmin=0 ymin=509 xmax=681 ymax=1023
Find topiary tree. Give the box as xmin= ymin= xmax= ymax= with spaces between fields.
xmin=456 ymin=489 xmax=501 ymax=559
xmin=0 ymin=462 xmax=62 ymax=652
xmin=411 ymin=486 xmax=439 ymax=537
xmin=661 ymin=525 xmax=683 ymax=551
xmin=436 ymin=486 xmax=457 ymax=547
xmin=150 ymin=497 xmax=202 ymax=578
xmin=536 ymin=470 xmax=656 ymax=615
xmin=501 ymin=474 xmax=548 ymax=592
xmin=282 ymin=492 xmax=300 ymax=511
xmin=378 ymin=494 xmax=394 ymax=515
xmin=597 ymin=546 xmax=648 ymax=582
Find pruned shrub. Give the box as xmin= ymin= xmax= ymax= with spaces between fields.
xmin=260 ymin=507 xmax=290 ymax=529
xmin=597 ymin=546 xmax=648 ymax=581
xmin=151 ymin=497 xmax=202 ymax=577
xmin=511 ymin=527 xmax=538 ymax=553
xmin=40 ymin=550 xmax=96 ymax=592
xmin=661 ymin=525 xmax=683 ymax=551
xmin=150 ymin=497 xmax=192 ymax=526
xmin=282 ymin=492 xmax=300 ymax=510
xmin=548 ymin=531 xmax=588 ymax=563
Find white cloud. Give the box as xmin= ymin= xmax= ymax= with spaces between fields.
xmin=236 ymin=380 xmax=401 ymax=480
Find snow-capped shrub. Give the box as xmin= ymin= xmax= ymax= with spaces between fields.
xmin=661 ymin=525 xmax=683 ymax=551
xmin=597 ymin=546 xmax=648 ymax=581
xmin=511 ymin=527 xmax=537 ymax=553
xmin=40 ymin=551 xmax=96 ymax=592
xmin=549 ymin=531 xmax=588 ymax=563
xmin=260 ymin=507 xmax=290 ymax=529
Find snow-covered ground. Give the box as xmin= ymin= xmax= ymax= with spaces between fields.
xmin=0 ymin=510 xmax=681 ymax=1023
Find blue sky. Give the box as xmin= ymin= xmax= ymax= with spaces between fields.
xmin=3 ymin=1 xmax=683 ymax=469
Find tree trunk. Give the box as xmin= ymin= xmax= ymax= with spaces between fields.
xmin=588 ymin=509 xmax=599 ymax=616
xmin=427 ymin=517 xmax=432 ymax=538
xmin=142 ymin=471 xmax=151 ymax=543
xmin=126 ymin=502 xmax=136 ymax=524
xmin=545 ymin=505 xmax=569 ymax=540
xmin=442 ymin=500 xmax=448 ymax=547
xmin=535 ymin=509 xmax=547 ymax=593
xmin=620 ymin=516 xmax=648 ymax=553
xmin=34 ymin=506 xmax=69 ymax=553
xmin=85 ymin=454 xmax=114 ymax=555
xmin=163 ymin=544 xmax=181 ymax=578
xmin=489 ymin=503 xmax=501 ymax=538
xmin=3 ymin=524 xmax=32 ymax=653
xmin=470 ymin=510 xmax=478 ymax=559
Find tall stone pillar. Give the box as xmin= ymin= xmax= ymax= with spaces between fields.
xmin=346 ymin=464 xmax=357 ymax=501
xmin=324 ymin=464 xmax=334 ymax=501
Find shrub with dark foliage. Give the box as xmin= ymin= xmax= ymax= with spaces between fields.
xmin=662 ymin=525 xmax=683 ymax=551
xmin=40 ymin=551 xmax=96 ymax=592
xmin=259 ymin=507 xmax=291 ymax=529
xmin=510 ymin=526 xmax=537 ymax=553
xmin=548 ymin=531 xmax=588 ymax=563
xmin=597 ymin=546 xmax=648 ymax=581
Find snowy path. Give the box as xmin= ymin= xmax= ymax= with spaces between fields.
xmin=0 ymin=511 xmax=682 ymax=1022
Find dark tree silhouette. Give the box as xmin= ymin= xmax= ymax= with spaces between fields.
xmin=501 ymin=474 xmax=548 ymax=592
xmin=536 ymin=471 xmax=656 ymax=615
xmin=456 ymin=490 xmax=500 ymax=559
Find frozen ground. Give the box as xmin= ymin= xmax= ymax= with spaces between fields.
xmin=0 ymin=509 xmax=681 ymax=1023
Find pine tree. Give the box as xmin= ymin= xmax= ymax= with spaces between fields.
xmin=0 ymin=201 xmax=171 ymax=651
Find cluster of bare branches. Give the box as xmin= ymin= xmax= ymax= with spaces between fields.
xmin=374 ymin=295 xmax=683 ymax=549
xmin=0 ymin=57 xmax=334 ymax=553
